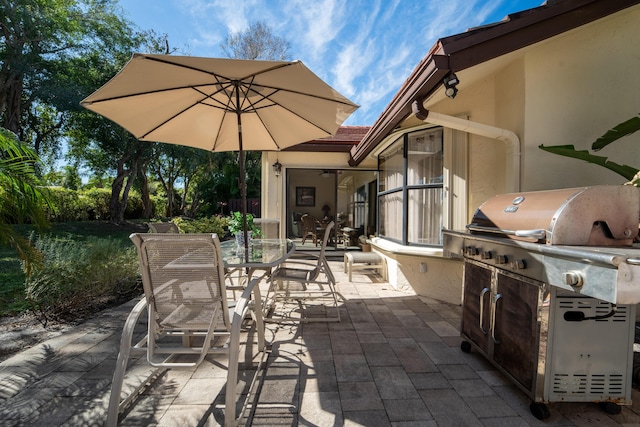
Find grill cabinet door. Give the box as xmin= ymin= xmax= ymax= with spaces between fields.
xmin=492 ymin=271 xmax=541 ymax=392
xmin=461 ymin=261 xmax=492 ymax=355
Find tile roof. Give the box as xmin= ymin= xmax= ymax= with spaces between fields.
xmin=284 ymin=125 xmax=371 ymax=152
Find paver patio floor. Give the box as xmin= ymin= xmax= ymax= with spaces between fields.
xmin=1 ymin=259 xmax=640 ymax=426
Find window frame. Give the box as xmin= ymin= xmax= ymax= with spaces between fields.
xmin=377 ymin=126 xmax=444 ymax=247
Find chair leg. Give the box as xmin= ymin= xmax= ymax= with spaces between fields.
xmin=106 ymin=297 xmax=148 ymax=427
xmin=226 ymin=278 xmax=263 ymax=427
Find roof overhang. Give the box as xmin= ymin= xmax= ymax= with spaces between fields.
xmin=349 ymin=0 xmax=640 ymax=166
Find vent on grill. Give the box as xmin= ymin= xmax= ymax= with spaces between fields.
xmin=557 ymin=298 xmax=628 ymax=322
xmin=552 ymin=373 xmax=625 ymax=396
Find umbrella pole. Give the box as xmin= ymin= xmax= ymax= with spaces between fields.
xmin=235 ymin=84 xmax=249 ymax=253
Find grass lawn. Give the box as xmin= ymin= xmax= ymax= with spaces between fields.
xmin=0 ymin=221 xmax=147 ymax=316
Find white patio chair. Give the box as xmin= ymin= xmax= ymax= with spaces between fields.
xmin=147 ymin=221 xmax=179 ymax=233
xmin=106 ymin=233 xmax=265 ymax=427
xmin=265 ymin=221 xmax=341 ymax=322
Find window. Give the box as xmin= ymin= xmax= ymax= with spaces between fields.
xmin=378 ymin=127 xmax=443 ymax=246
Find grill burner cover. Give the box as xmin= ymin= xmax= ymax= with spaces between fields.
xmin=468 ymin=186 xmax=640 ymax=246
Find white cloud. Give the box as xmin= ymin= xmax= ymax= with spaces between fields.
xmin=121 ymin=0 xmax=543 ymax=125
xmin=287 ymin=0 xmax=347 ymax=60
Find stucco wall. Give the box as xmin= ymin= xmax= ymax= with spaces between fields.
xmin=372 ymin=246 xmax=463 ymax=305
xmin=522 ymin=6 xmax=640 ymax=190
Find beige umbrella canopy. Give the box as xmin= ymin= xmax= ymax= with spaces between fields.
xmin=81 ymin=53 xmax=358 ymax=247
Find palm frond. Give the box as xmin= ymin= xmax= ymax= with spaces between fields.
xmin=538 ymin=144 xmax=639 ymax=181
xmin=592 ymin=115 xmax=640 ymax=151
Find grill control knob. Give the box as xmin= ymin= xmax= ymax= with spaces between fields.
xmin=564 ymin=271 xmax=584 ymax=287
xmin=495 ymin=255 xmax=507 ymax=264
xmin=481 ymin=250 xmax=492 ymax=260
xmin=465 ymin=246 xmax=479 ymax=256
xmin=511 ymin=259 xmax=526 ymax=270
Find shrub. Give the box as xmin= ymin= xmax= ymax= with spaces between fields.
xmin=82 ymin=188 xmax=111 ymax=220
xmin=172 ymin=216 xmax=228 ymax=238
xmin=23 ymin=234 xmax=141 ymax=323
xmin=44 ymin=187 xmax=92 ymax=222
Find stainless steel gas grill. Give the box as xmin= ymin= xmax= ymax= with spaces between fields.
xmin=443 ymin=185 xmax=640 ymax=420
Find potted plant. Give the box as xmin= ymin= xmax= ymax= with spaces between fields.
xmin=227 ymin=211 xmax=262 ymax=245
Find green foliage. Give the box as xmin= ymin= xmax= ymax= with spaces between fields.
xmin=23 ymin=234 xmax=141 ymax=322
xmin=0 ymin=253 xmax=28 ymax=315
xmin=538 ymin=145 xmax=639 ymax=181
xmin=539 ymin=115 xmax=640 ymax=184
xmin=227 ymin=211 xmax=261 ymax=236
xmin=0 ymin=128 xmax=49 ymax=275
xmin=172 ymin=216 xmax=228 ymax=237
xmin=44 ymin=187 xmax=92 ymax=221
xmin=42 ymin=187 xmax=145 ymax=222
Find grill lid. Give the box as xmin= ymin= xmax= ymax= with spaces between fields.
xmin=468 ymin=186 xmax=640 ymax=245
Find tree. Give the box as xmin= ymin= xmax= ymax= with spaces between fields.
xmin=0 ymin=0 xmax=132 ymax=143
xmin=65 ymin=27 xmax=171 ymax=224
xmin=221 ymin=20 xmax=291 ymax=60
xmin=207 ymin=21 xmax=291 ymax=215
xmin=0 ymin=128 xmax=49 ymax=274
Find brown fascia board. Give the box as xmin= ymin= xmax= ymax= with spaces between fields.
xmin=349 ymin=0 xmax=640 ymax=166
xmin=443 ymin=0 xmax=640 ymax=71
xmin=348 ymin=54 xmax=450 ymax=166
xmin=283 ymin=141 xmax=356 ymax=153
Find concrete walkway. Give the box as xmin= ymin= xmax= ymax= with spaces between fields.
xmin=2 ymin=260 xmax=640 ymax=426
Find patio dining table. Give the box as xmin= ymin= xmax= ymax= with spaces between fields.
xmin=165 ymin=237 xmax=295 ymax=346
xmin=220 ymin=238 xmax=296 ymax=336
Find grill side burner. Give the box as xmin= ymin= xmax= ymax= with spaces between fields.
xmin=443 ymin=185 xmax=640 ymax=420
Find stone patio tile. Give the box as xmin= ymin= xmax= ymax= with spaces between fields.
xmin=408 ymin=372 xmax=451 ymax=390
xmin=464 ymin=395 xmax=518 ymax=418
xmin=343 ymin=409 xmax=391 ymax=426
xmin=172 ymin=377 xmax=227 ymax=405
xmin=406 ymin=325 xmax=442 ymax=343
xmin=389 ymin=338 xmax=438 ymax=373
xmin=330 ymin=330 xmax=363 ymax=355
xmin=371 ymin=311 xmax=403 ymax=326
xmin=383 ymin=398 xmax=432 ymax=422
xmin=156 ymin=403 xmax=219 ymax=426
xmin=426 ymin=320 xmax=460 ymax=337
xmin=418 ymin=340 xmax=466 ymax=365
xmin=299 ymin=391 xmax=343 ymax=426
xmin=439 ymin=363 xmax=479 ymax=380
xmin=301 ymin=360 xmax=338 ymax=393
xmin=380 ymin=325 xmax=410 ymax=338
xmin=361 ymin=342 xmax=401 ymax=367
xmin=371 ymin=366 xmax=418 ymax=400
xmin=338 ymin=381 xmax=384 ymax=411
xmin=419 ymin=388 xmax=483 ymax=426
xmin=449 ymin=378 xmax=495 ymax=397
xmin=334 ymin=353 xmax=373 ymax=382
xmin=357 ymin=331 xmax=388 ymax=343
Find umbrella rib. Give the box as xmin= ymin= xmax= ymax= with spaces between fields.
xmin=238 ymin=81 xmax=336 ymax=144
xmin=141 ymin=54 xmax=298 ymax=92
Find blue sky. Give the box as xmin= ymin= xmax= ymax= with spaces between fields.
xmin=117 ymin=0 xmax=544 ymax=126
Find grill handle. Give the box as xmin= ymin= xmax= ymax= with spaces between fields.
xmin=479 ymin=288 xmax=490 ymax=334
xmin=491 ymin=293 xmax=502 ymax=344
xmin=466 ymin=224 xmax=547 ymax=240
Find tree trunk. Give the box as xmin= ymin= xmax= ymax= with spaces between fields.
xmin=140 ymin=165 xmax=153 ymax=219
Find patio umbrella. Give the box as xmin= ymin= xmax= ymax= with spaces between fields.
xmin=80 ymin=53 xmax=358 ymax=248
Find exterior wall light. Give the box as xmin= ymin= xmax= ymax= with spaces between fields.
xmin=273 ymin=160 xmax=282 ymax=177
xmin=443 ymin=73 xmax=459 ymax=99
